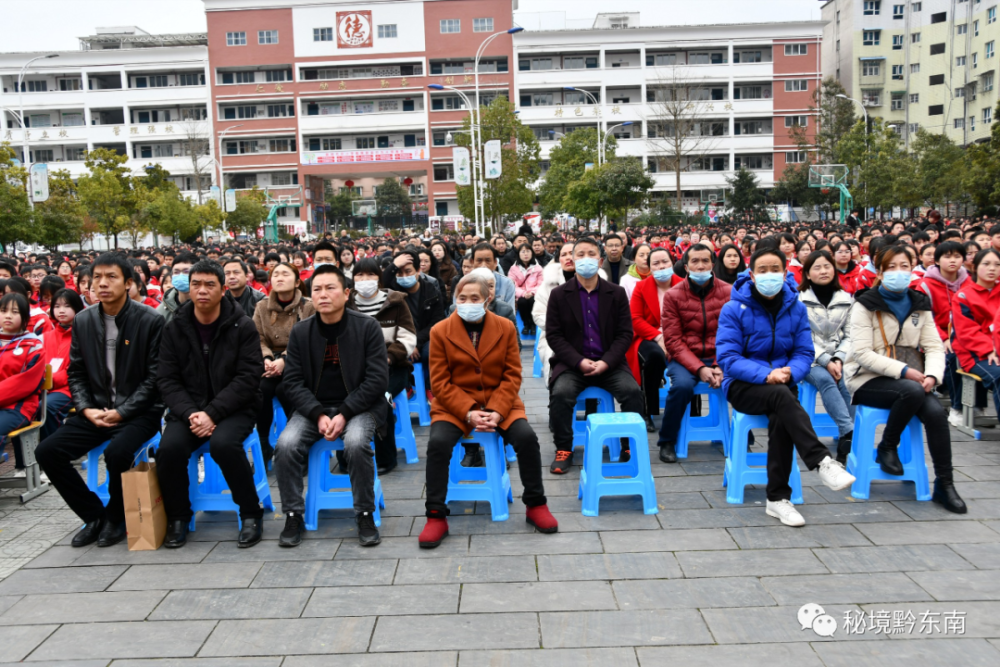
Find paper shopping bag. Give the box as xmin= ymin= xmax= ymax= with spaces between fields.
xmin=121 ymin=461 xmax=167 ymax=551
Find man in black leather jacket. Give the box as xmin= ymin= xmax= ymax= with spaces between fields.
xmin=37 ymin=253 xmax=164 ymax=548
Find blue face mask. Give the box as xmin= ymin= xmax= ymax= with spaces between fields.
xmin=172 ymin=274 xmax=189 ymax=294
xmin=575 ymin=257 xmax=599 ymax=279
xmin=396 ymin=274 xmax=418 ymax=289
xmin=881 ymin=270 xmax=912 ymax=292
xmin=653 ymin=268 xmax=674 ymax=283
xmin=457 ymin=303 xmax=486 ymax=322
xmin=754 ymin=272 xmax=785 ymax=297
xmin=689 ymin=271 xmax=712 ymax=285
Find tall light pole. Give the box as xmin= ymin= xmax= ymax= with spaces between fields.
xmin=836 ymin=94 xmax=868 ymax=214
xmin=601 ymin=121 xmax=633 ymax=161
xmin=216 ymin=124 xmax=243 ymax=237
xmin=18 ymin=53 xmax=59 ymax=209
xmin=428 ymin=85 xmax=481 ymax=235
xmin=565 ymin=87 xmax=603 ymax=164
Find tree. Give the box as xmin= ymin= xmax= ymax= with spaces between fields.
xmin=911 ymin=129 xmax=968 ymax=211
xmin=225 ymin=197 xmax=267 ymax=236
xmin=563 ymin=158 xmax=654 ymax=224
xmin=33 ymin=169 xmax=85 ymax=251
xmin=836 ymin=118 xmax=921 ymax=214
xmin=193 ymin=199 xmax=225 ymax=240
xmin=77 ymin=148 xmax=140 ymax=249
xmin=800 ymin=77 xmax=856 ymax=164
xmin=375 ymin=178 xmax=412 ymax=216
xmin=455 ymin=97 xmax=540 ymax=230
xmin=0 ymin=142 xmax=31 ymax=254
xmin=179 ymin=120 xmax=213 ymax=204
xmin=538 ymin=127 xmax=615 ymax=218
xmin=726 ymin=167 xmax=769 ymax=221
xmin=326 ymin=187 xmax=359 ymax=220
xmin=142 ymin=188 xmax=199 ymax=245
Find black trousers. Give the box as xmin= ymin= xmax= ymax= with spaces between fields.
xmin=637 ymin=340 xmax=668 ymax=416
xmin=516 ymin=296 xmax=536 ymax=331
xmin=374 ymin=365 xmax=409 ymax=469
xmin=549 ymin=367 xmax=645 ymax=452
xmin=726 ymin=381 xmax=832 ymax=502
xmin=36 ymin=409 xmax=163 ymax=524
xmin=852 ymin=376 xmax=954 ymax=483
xmin=257 ymin=374 xmax=292 ymax=457
xmin=155 ymin=412 xmax=262 ymax=522
xmin=425 ymin=419 xmax=546 ymax=517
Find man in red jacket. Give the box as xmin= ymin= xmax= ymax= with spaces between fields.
xmin=658 ymin=244 xmax=732 ymax=462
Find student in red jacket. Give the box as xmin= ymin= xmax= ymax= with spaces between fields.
xmin=42 ymin=289 xmax=84 ymax=439
xmin=0 ymin=293 xmax=46 ymax=473
xmin=955 ymin=249 xmax=1000 ymax=422
xmin=3 ymin=277 xmax=53 ymax=338
xmin=832 ymin=242 xmax=861 ymax=294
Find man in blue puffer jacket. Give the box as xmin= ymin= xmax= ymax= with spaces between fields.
xmin=716 ymin=246 xmax=856 ymax=528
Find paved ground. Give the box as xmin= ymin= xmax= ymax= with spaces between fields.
xmin=1 ymin=346 xmax=1000 ymax=666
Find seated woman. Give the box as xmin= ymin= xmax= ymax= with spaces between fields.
xmin=713 ymin=244 xmax=746 ymax=285
xmin=42 ymin=289 xmax=85 ymax=440
xmin=508 ymin=244 xmax=543 ymax=336
xmin=798 ymin=251 xmax=855 ymax=463
xmin=0 ymin=294 xmax=46 ymax=475
xmin=789 ymin=241 xmax=812 ymax=285
xmin=832 ymin=242 xmax=861 ymax=294
xmin=417 ymin=273 xmax=557 ymax=548
xmin=431 ymin=241 xmax=458 ymax=300
xmin=953 ymin=249 xmax=1000 ymax=422
xmin=128 ymin=268 xmax=160 ymax=309
xmin=55 ymin=260 xmax=76 ymax=292
xmin=620 ymin=243 xmax=651 ymax=300
xmin=846 ymin=245 xmax=966 ymax=514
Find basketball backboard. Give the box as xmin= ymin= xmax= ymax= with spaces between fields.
xmin=700 ymin=189 xmax=726 ymax=204
xmin=352 ymin=199 xmax=377 ymax=216
xmin=808 ymin=165 xmax=849 ymax=188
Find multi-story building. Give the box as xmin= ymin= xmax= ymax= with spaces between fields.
xmin=0 ymin=26 xmax=211 ymax=200
xmin=514 ymin=13 xmax=824 ymax=211
xmin=823 ymin=0 xmax=999 ymax=147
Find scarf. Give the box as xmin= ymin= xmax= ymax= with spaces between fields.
xmin=923 ymin=265 xmax=968 ymax=293
xmin=627 ymin=263 xmax=650 ymax=280
xmin=878 ymin=285 xmax=912 ymax=325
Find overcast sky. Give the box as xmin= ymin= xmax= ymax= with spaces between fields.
xmin=0 ymin=0 xmax=823 ymax=52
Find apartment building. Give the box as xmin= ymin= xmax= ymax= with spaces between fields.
xmin=0 ymin=26 xmax=211 ymax=200
xmin=823 ymin=0 xmax=999 ymax=147
xmin=513 ymin=14 xmax=824 ymax=211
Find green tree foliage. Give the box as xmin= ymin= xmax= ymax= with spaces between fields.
xmin=911 ymin=129 xmax=968 ymax=210
xmin=538 ymin=128 xmax=615 ymax=218
xmin=326 ymin=188 xmax=359 ymax=218
xmin=225 ymin=197 xmax=268 ymax=236
xmin=375 ymin=178 xmax=412 ymax=216
xmin=726 ymin=167 xmax=769 ymax=221
xmin=33 ymin=169 xmax=85 ymax=251
xmin=142 ymin=188 xmax=199 ymax=245
xmin=805 ymin=77 xmax=856 ymax=163
xmin=0 ymin=143 xmax=31 ymax=253
xmin=76 ymin=148 xmax=141 ymax=249
xmin=836 ymin=118 xmax=921 ymax=213
xmin=193 ymin=199 xmax=225 ymax=239
xmin=563 ymin=158 xmax=653 ymax=224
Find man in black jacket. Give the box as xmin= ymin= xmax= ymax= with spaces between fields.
xmin=36 ymin=253 xmax=164 ymax=548
xmin=223 ymin=258 xmax=265 ymax=318
xmin=274 ymin=264 xmax=389 ymax=548
xmin=382 ymin=249 xmax=444 ymax=396
xmin=156 ymin=261 xmax=265 ymax=549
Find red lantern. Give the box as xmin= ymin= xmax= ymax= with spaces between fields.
xmin=345 ymin=180 xmax=355 ymax=188
xmin=403 ymin=177 xmax=413 ymax=186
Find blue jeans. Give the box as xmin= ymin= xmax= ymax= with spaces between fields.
xmin=804 ymin=365 xmax=855 ymax=437
xmin=945 ymin=353 xmax=963 ymax=411
xmin=969 ymin=360 xmax=1000 ymax=418
xmin=658 ymin=360 xmax=712 ymax=447
xmin=41 ymin=392 xmax=73 ymax=441
xmin=0 ymin=409 xmax=31 ymax=468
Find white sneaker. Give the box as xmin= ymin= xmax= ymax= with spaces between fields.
xmin=766 ymin=499 xmax=805 ymax=527
xmin=948 ymin=409 xmax=964 ymax=427
xmin=11 ymin=470 xmax=25 ymax=479
xmin=198 ymin=459 xmax=205 ymax=484
xmin=817 ymin=456 xmax=856 ymax=491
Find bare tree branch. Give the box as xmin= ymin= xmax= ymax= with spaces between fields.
xmin=179 ymin=120 xmax=213 ymax=204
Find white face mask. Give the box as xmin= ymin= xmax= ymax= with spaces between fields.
xmin=354 ymin=280 xmax=379 ymax=298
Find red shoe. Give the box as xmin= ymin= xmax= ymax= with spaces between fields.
xmin=418 ymin=517 xmax=449 ymax=548
xmin=526 ymin=504 xmax=559 ymax=533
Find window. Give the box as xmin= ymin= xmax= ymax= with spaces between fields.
xmin=893 ymin=4 xmax=904 ymax=17
xmin=836 ymin=40 xmax=840 ymax=52
xmin=864 ymin=0 xmax=881 ymax=14
xmin=910 ymin=93 xmax=920 ymax=103
xmin=929 ymin=104 xmax=944 ymax=115
xmin=440 ymin=19 xmax=460 ymax=33
xmin=912 ymin=1 xmax=921 ymax=9
xmin=735 ymin=120 xmax=770 ymax=135
xmin=893 ymin=35 xmax=904 ymax=49
xmin=974 ymin=53 xmax=979 ymax=68
xmin=65 ymin=147 xmax=85 ymax=161
xmin=958 ymin=56 xmax=967 ymax=66
xmin=433 ymin=165 xmax=454 ymax=181
xmin=862 ymin=89 xmax=882 ymax=105
xmin=931 ymin=11 xmax=947 ymax=23
xmin=930 ymin=42 xmax=945 ymax=55
xmin=784 ymin=79 xmax=809 ymax=92
xmin=226 ymin=140 xmax=259 ymax=155
xmin=891 ymin=93 xmax=904 ymax=109
xmin=58 ymin=78 xmax=82 ymax=91
xmin=892 ymin=64 xmax=904 ymax=79
xmin=955 ymin=118 xmax=966 ymax=128
xmin=958 ymin=24 xmax=968 ymax=34
xmin=985 ymin=107 xmax=993 ymax=123
xmin=735 ymin=155 xmax=770 ymax=170
xmin=956 ymin=87 xmax=967 ymax=98
xmin=912 ymin=33 xmax=922 ymax=43
xmin=911 ymin=63 xmax=921 ymax=73
xmin=929 ymin=74 xmax=945 ymax=85
xmin=377 ymin=24 xmax=397 ymax=38
xmin=267 ymin=104 xmax=294 ymax=117
xmin=909 ymin=122 xmax=921 ymax=133
xmin=991 ymin=7 xmax=998 ymax=23
xmin=988 ymin=41 xmax=995 ymax=58
xmin=784 ymin=115 xmax=808 ymax=127
xmin=258 ymin=30 xmax=278 ymax=45
xmin=268 ymin=138 xmax=294 ymax=152
xmin=971 ymin=116 xmax=977 ymax=131
xmin=21 ymin=80 xmax=47 ymax=92
xmin=975 ymin=20 xmax=981 ymax=36
xmin=473 ymin=18 xmax=493 ymax=32
xmin=314 ymin=27 xmax=333 ymax=42
xmin=223 ymin=105 xmax=257 ymax=120
xmin=32 ymin=149 xmax=53 ymax=163
xmin=178 ymin=73 xmax=203 ymax=86
xmin=62 ymin=113 xmax=84 ymax=126
xmin=648 ymin=53 xmax=678 ymax=66
xmin=28 ymin=114 xmax=51 ymax=128
xmin=784 ymin=44 xmax=808 ymax=56
xmin=220 ymin=71 xmax=254 ymax=84
xmin=986 ymin=72 xmax=995 ymax=91
xmin=226 ymin=31 xmax=246 ymax=46
xmin=863 ymin=31 xmax=880 ymax=46
xmin=265 ymin=69 xmax=291 ymax=82
xmin=863 ymin=62 xmax=881 ymax=76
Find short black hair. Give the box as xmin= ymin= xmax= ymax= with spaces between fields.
xmin=352 ymin=258 xmax=382 ymax=279
xmin=471 ymin=242 xmax=497 ymax=259
xmin=4 ymin=276 xmax=29 ymax=297
xmin=603 ymin=233 xmax=623 ymax=245
xmin=39 ymin=275 xmax=65 ymax=297
xmin=92 ymin=253 xmax=134 ymax=282
xmin=223 ymin=258 xmax=249 ymax=275
xmin=685 ymin=243 xmax=714 ymax=262
xmin=172 ymin=251 xmax=199 ymax=267
xmin=0 ymin=293 xmax=29 ymax=330
xmin=314 ymin=240 xmax=337 ymax=257
xmin=50 ymin=288 xmax=84 ymax=316
xmin=750 ymin=247 xmax=787 ymax=271
xmin=573 ymin=237 xmax=601 ymax=253
xmin=935 ymin=240 xmax=966 ymax=263
xmin=311 ymin=263 xmax=348 ymax=289
xmin=0 ymin=261 xmax=16 ymax=276
xmin=188 ymin=260 xmax=225 ymax=285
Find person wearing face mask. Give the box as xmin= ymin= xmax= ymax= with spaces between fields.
xmin=952 ymin=248 xmax=1000 ymax=425
xmin=417 ymin=273 xmax=557 ymax=547
xmin=716 ymin=246 xmax=857 ymax=527
xmin=42 ymin=289 xmax=85 ymax=440
xmin=846 ymin=245 xmax=965 ymax=514
xmin=157 ymin=252 xmax=199 ymax=326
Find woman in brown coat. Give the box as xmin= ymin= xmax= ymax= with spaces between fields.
xmin=417 ymin=273 xmax=558 ymax=548
xmin=251 ymin=262 xmax=316 ymax=462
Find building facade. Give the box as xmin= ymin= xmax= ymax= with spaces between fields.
xmin=823 ymin=0 xmax=999 ymax=147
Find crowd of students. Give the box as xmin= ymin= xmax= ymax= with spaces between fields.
xmin=0 ymin=211 xmax=989 ymax=550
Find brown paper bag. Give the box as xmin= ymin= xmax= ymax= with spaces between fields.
xmin=121 ymin=461 xmax=167 ymax=551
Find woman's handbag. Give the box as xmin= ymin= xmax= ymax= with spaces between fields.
xmin=876 ymin=311 xmax=925 ymax=374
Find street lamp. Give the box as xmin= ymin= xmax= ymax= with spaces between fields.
xmin=565 ymin=86 xmax=604 ymax=164
xmin=428 ymin=84 xmax=482 ymax=235
xmin=836 ymin=94 xmax=868 ymax=213
xmin=18 ymin=53 xmax=58 ymax=210
xmin=601 ymin=121 xmax=633 ymax=160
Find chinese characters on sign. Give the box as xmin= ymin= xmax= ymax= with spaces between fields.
xmin=337 ymin=11 xmax=373 ymax=48
xmin=320 ymin=82 xmax=329 ymax=90
xmin=302 ymin=147 xmax=427 ymax=166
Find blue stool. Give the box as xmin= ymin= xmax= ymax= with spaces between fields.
xmin=847 ymin=406 xmax=931 ymax=501
xmin=268 ymin=398 xmax=286 ymax=472
xmin=676 ymin=382 xmax=730 ymax=459
xmin=186 ymin=430 xmax=274 ymax=531
xmin=87 ymin=433 xmax=161 ymax=506
xmin=393 ymin=391 xmax=420 ymax=464
xmin=410 ymin=363 xmax=432 ymax=427
xmin=516 ymin=312 xmax=536 ymax=340
xmin=578 ymin=413 xmax=658 ymax=516
xmin=532 ymin=335 xmax=542 ymax=378
xmin=571 ymin=387 xmax=621 ymax=460
xmin=446 ymin=432 xmax=512 ymax=521
xmin=724 ymin=410 xmax=804 ymax=505
xmin=658 ymin=370 xmax=671 ymax=405
xmin=304 ymin=437 xmax=386 ymax=531
xmin=798 ymin=382 xmax=839 ymax=439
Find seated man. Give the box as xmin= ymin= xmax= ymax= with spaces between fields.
xmin=36 ymin=253 xmax=164 ymax=548
xmin=715 ymin=247 xmax=856 ymax=527
xmin=471 ymin=243 xmax=516 ymax=311
xmin=600 ymin=233 xmax=633 ymax=285
xmin=274 ymin=265 xmax=389 ymax=547
xmin=156 ymin=261 xmax=265 ymax=549
xmin=658 ymin=244 xmax=732 ymax=462
xmin=546 ymin=237 xmax=645 ymax=474
xmin=223 ymin=258 xmax=265 ymax=318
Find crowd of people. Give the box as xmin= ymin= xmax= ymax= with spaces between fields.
xmin=0 ymin=210 xmax=989 ymax=550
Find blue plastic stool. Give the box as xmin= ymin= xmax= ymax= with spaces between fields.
xmin=798 ymin=382 xmax=839 ymax=439
xmin=410 ymin=363 xmax=432 ymax=426
xmin=847 ymin=406 xmax=931 ymax=501
xmin=393 ymin=391 xmax=420 ymax=464
xmin=571 ymin=387 xmax=621 ymax=460
xmin=516 ymin=312 xmax=536 ymax=340
xmin=724 ymin=410 xmax=804 ymax=505
xmin=267 ymin=398 xmax=286 ymax=472
xmin=304 ymin=437 xmax=385 ymax=530
xmin=578 ymin=413 xmax=658 ymax=516
xmin=658 ymin=370 xmax=671 ymax=405
xmin=87 ymin=432 xmax=161 ymax=506
xmin=446 ymin=431 xmax=513 ymax=521
xmin=532 ymin=335 xmax=542 ymax=378
xmin=676 ymin=382 xmax=730 ymax=459
xmin=186 ymin=429 xmax=274 ymax=531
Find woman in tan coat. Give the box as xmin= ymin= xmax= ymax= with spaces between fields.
xmin=252 ymin=262 xmax=315 ymax=463
xmin=417 ymin=272 xmax=558 ymax=548
xmin=845 ymin=245 xmax=965 ymax=513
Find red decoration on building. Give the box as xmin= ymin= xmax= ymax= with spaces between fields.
xmin=345 ymin=180 xmax=355 ymax=188
xmin=403 ymin=177 xmax=413 ymax=186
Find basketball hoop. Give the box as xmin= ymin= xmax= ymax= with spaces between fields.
xmin=821 ymin=188 xmax=830 ymax=194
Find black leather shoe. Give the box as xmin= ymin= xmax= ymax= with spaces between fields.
xmin=279 ymin=512 xmax=305 ymax=548
xmin=238 ymin=517 xmax=263 ymax=548
xmin=377 ymin=461 xmax=397 ymax=476
xmin=876 ymin=444 xmax=904 ymax=476
xmin=357 ymin=511 xmax=381 ymax=546
xmin=837 ymin=431 xmax=853 ymax=464
xmin=163 ymin=519 xmax=188 ymax=549
xmin=659 ymin=444 xmax=678 ymax=463
xmin=933 ymin=479 xmax=968 ymax=514
xmin=461 ymin=445 xmax=484 ymax=468
xmin=96 ymin=521 xmax=127 ymax=548
xmin=618 ymin=439 xmax=631 ymax=462
xmin=72 ymin=519 xmax=105 ymax=548
xmin=644 ymin=416 xmax=656 ymax=433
